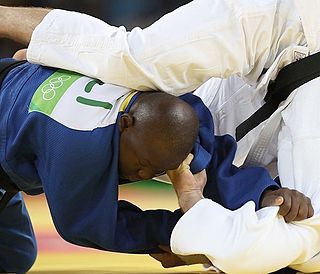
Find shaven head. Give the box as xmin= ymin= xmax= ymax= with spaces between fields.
xmin=119 ymin=92 xmax=199 ymax=181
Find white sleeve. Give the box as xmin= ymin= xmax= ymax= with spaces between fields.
xmin=171 ymin=199 xmax=320 ymax=274
xmin=27 ymin=0 xmax=280 ymax=95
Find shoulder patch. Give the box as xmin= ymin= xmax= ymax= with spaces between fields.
xmin=29 ymin=69 xmax=129 ymax=130
xmin=29 ymin=69 xmax=82 ymax=115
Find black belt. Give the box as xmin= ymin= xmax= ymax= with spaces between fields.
xmin=0 ymin=60 xmax=26 ymax=214
xmin=236 ymin=52 xmax=320 ymax=141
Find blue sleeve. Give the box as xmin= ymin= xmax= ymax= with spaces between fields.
xmin=204 ymin=135 xmax=279 ymax=210
xmin=45 ymin=184 xmax=181 ymax=254
xmin=179 ymin=94 xmax=278 ymax=210
xmin=35 ymin=120 xmax=181 ymax=254
xmin=179 ymin=94 xmax=215 ymax=173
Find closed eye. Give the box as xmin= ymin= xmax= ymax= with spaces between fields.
xmin=154 ymin=171 xmax=166 ymax=177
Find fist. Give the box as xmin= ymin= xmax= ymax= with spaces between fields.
xmin=261 ymin=187 xmax=314 ymax=222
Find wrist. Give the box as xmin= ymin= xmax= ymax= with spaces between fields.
xmin=178 ymin=190 xmax=204 ymax=213
xmin=260 ymin=186 xmax=279 ymax=208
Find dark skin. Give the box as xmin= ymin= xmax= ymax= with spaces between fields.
xmin=3 ymin=9 xmax=314 ymax=271
xmin=11 ymin=51 xmax=187 ymax=181
xmin=13 ymin=48 xmax=314 ymax=222
xmin=118 ymin=108 xmax=314 ymax=268
xmin=150 ymin=245 xmax=211 ymax=268
xmin=13 ymin=52 xmax=315 ymax=223
xmin=261 ymin=188 xmax=314 ymax=223
xmin=151 ymin=166 xmax=315 ymax=268
xmin=118 ymin=113 xmax=190 ymax=181
xmin=13 ymin=50 xmax=314 ymax=267
xmin=150 ymin=188 xmax=315 ymax=269
xmin=9 ymin=15 xmax=316 ymax=222
xmin=167 ymin=157 xmax=314 ymax=221
xmin=11 ymin=51 xmax=190 ymax=182
xmin=117 ymin=90 xmax=199 ymax=182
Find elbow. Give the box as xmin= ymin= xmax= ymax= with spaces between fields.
xmin=53 ymin=218 xmax=84 ymax=247
xmin=52 ymin=214 xmax=115 ymax=251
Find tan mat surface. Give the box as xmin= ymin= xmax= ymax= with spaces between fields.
xmin=25 ymin=181 xmax=207 ymax=273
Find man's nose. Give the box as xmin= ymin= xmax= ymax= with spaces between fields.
xmin=137 ymin=169 xmax=154 ymax=180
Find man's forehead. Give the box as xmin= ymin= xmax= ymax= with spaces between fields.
xmin=133 ymin=133 xmax=185 ymax=170
xmin=146 ymin=151 xmax=183 ymax=171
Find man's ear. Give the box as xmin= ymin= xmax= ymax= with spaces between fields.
xmin=118 ymin=113 xmax=134 ymax=133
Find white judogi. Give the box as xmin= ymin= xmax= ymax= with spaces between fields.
xmin=26 ymin=0 xmax=320 ymax=272
xmin=179 ymin=76 xmax=320 ymax=274
xmin=193 ymin=76 xmax=265 ymax=167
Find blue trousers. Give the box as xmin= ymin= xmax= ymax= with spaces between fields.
xmin=0 ymin=191 xmax=37 ymax=273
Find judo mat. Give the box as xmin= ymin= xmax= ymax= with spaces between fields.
xmin=26 ymin=180 xmax=207 ymax=274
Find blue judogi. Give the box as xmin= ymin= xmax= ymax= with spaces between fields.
xmin=0 ymin=59 xmax=278 ymax=272
xmin=181 ymin=94 xmax=278 ymax=210
xmin=0 ymin=192 xmax=36 ymax=274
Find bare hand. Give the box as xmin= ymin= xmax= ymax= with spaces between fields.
xmin=13 ymin=49 xmax=27 ymax=60
xmin=150 ymin=251 xmax=186 ymax=268
xmin=150 ymin=245 xmax=210 ymax=268
xmin=261 ymin=187 xmax=314 ymax=222
xmin=167 ymin=154 xmax=207 ymax=197
xmin=167 ymin=155 xmax=206 ymax=212
xmin=150 ymin=245 xmax=186 ymax=268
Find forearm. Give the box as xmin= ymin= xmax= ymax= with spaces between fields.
xmin=0 ymin=6 xmax=50 ymax=45
xmin=49 ymin=195 xmax=182 ymax=253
